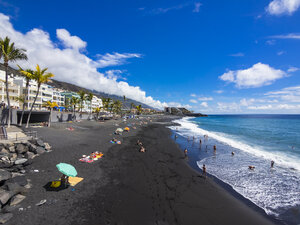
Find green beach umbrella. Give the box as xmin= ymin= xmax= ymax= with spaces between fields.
xmin=56 ymin=163 xmax=77 ymax=177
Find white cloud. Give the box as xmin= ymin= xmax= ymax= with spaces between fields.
xmin=56 ymin=29 xmax=87 ymax=50
xmin=248 ymin=105 xmax=273 ymax=110
xmin=189 ymin=99 xmax=198 ymax=104
xmin=229 ymin=52 xmax=244 ymax=57
xmin=167 ymin=102 xmax=192 ymax=109
xmin=96 ymin=52 xmax=142 ymax=68
xmin=217 ymin=102 xmax=240 ymax=112
xmin=266 ymin=40 xmax=276 ymax=45
xmin=265 ymin=85 xmax=300 ymax=102
xmin=190 ymin=93 xmax=196 ymax=97
xmin=193 ymin=2 xmax=202 ymax=13
xmin=219 ymin=63 xmax=286 ymax=88
xmin=105 ymin=70 xmax=127 ymax=81
xmin=0 ymin=13 xmax=166 ymax=109
xmin=287 ymin=67 xmax=299 ymax=72
xmin=277 ymin=51 xmax=285 ymax=55
xmin=270 ymin=33 xmax=300 ymax=39
xmin=240 ymin=98 xmax=255 ymax=107
xmin=200 ymin=102 xmax=208 ymax=107
xmin=214 ymin=90 xmax=224 ymax=94
xmin=198 ymin=97 xmax=213 ymax=101
xmin=266 ymin=0 xmax=300 ymax=15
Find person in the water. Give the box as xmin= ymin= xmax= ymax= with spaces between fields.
xmin=271 ymin=160 xmax=274 ymax=168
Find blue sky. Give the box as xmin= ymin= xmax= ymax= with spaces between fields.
xmin=0 ymin=0 xmax=300 ymax=113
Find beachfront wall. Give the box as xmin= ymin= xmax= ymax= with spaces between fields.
xmin=0 ymin=109 xmax=91 ymax=125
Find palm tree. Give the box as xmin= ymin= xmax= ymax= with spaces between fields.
xmin=94 ymin=107 xmax=101 ymax=120
xmin=101 ymin=97 xmax=111 ymax=112
xmin=0 ymin=36 xmax=27 ymax=127
xmin=71 ymin=96 xmax=79 ymax=120
xmin=24 ymin=65 xmax=54 ymax=128
xmin=78 ymin=90 xmax=86 ymax=112
xmin=136 ymin=105 xmax=142 ymax=115
xmin=113 ymin=100 xmax=122 ymax=115
xmin=17 ymin=66 xmax=34 ymax=126
xmin=130 ymin=102 xmax=135 ymax=113
xmin=86 ymin=93 xmax=94 ymax=118
xmin=43 ymin=101 xmax=58 ymax=127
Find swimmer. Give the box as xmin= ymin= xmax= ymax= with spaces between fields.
xmin=248 ymin=166 xmax=255 ymax=170
xmin=193 ymin=136 xmax=195 ymax=142
xmin=175 ymin=135 xmax=178 ymax=140
xmin=184 ymin=148 xmax=188 ymax=157
xmin=271 ymin=160 xmax=274 ymax=168
xmin=231 ymin=151 xmax=235 ymax=156
xmin=213 ymin=145 xmax=216 ymax=151
xmin=200 ymin=139 xmax=202 ymax=144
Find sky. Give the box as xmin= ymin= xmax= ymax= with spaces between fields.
xmin=0 ymin=0 xmax=300 ymax=114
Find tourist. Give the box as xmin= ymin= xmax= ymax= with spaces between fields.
xmin=248 ymin=166 xmax=255 ymax=170
xmin=202 ymin=164 xmax=206 ymax=178
xmin=231 ymin=151 xmax=235 ymax=156
xmin=271 ymin=160 xmax=274 ymax=168
xmin=140 ymin=146 xmax=145 ymax=153
xmin=199 ymin=139 xmax=202 ymax=144
xmin=213 ymin=145 xmax=216 ymax=151
xmin=184 ymin=148 xmax=188 ymax=157
xmin=60 ymin=174 xmax=69 ymax=188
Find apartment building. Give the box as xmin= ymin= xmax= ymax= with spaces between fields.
xmin=0 ymin=70 xmax=21 ymax=108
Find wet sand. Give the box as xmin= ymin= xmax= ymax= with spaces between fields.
xmin=9 ymin=116 xmax=277 ymax=225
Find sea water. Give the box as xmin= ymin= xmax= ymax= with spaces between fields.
xmin=169 ymin=115 xmax=300 ymax=224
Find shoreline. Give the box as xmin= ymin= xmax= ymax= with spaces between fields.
xmin=7 ymin=116 xmax=280 ymax=224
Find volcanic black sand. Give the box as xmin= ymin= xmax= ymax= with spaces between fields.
xmin=8 ymin=116 xmax=277 ymax=225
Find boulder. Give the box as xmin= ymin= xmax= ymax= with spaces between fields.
xmin=28 ymin=143 xmax=37 ymax=154
xmin=9 ymin=194 xmax=26 ymax=206
xmin=0 ymin=149 xmax=9 ymax=155
xmin=15 ymin=144 xmax=28 ymax=154
xmin=36 ymin=147 xmax=46 ymax=155
xmin=8 ymin=146 xmax=15 ymax=153
xmin=5 ymin=182 xmax=27 ymax=195
xmin=9 ymin=153 xmax=17 ymax=162
xmin=0 ymin=169 xmax=11 ymax=182
xmin=0 ymin=213 xmax=13 ymax=224
xmin=44 ymin=142 xmax=51 ymax=150
xmin=36 ymin=139 xmax=45 ymax=147
xmin=14 ymin=158 xmax=27 ymax=165
xmin=0 ymin=162 xmax=13 ymax=169
xmin=24 ymin=152 xmax=35 ymax=159
xmin=9 ymin=176 xmax=28 ymax=187
xmin=0 ymin=156 xmax=10 ymax=163
xmin=1 ymin=204 xmax=18 ymax=213
xmin=0 ymin=189 xmax=12 ymax=205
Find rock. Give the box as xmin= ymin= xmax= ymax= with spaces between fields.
xmin=28 ymin=143 xmax=37 ymax=154
xmin=14 ymin=158 xmax=27 ymax=165
xmin=0 ymin=149 xmax=9 ymax=155
xmin=0 ymin=156 xmax=10 ymax=163
xmin=0 ymin=189 xmax=12 ymax=205
xmin=44 ymin=142 xmax=51 ymax=150
xmin=9 ymin=194 xmax=26 ymax=206
xmin=9 ymin=153 xmax=17 ymax=162
xmin=0 ymin=162 xmax=13 ymax=169
xmin=9 ymin=176 xmax=28 ymax=186
xmin=36 ymin=147 xmax=46 ymax=155
xmin=11 ymin=173 xmax=24 ymax=178
xmin=36 ymin=139 xmax=45 ymax=147
xmin=0 ymin=169 xmax=11 ymax=182
xmin=15 ymin=144 xmax=28 ymax=154
xmin=24 ymin=152 xmax=34 ymax=159
xmin=0 ymin=213 xmax=13 ymax=224
xmin=1 ymin=204 xmax=18 ymax=213
xmin=5 ymin=182 xmax=27 ymax=195
xmin=36 ymin=199 xmax=46 ymax=206
xmin=22 ymin=159 xmax=32 ymax=167
xmin=8 ymin=146 xmax=15 ymax=153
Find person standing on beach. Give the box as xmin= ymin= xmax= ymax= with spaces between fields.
xmin=271 ymin=160 xmax=274 ymax=168
xmin=202 ymin=164 xmax=206 ymax=178
xmin=184 ymin=148 xmax=188 ymax=157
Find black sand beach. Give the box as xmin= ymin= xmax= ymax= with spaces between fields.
xmin=8 ymin=117 xmax=277 ymax=225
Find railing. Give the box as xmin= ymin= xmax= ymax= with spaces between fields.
xmin=0 ymin=131 xmax=37 ymax=141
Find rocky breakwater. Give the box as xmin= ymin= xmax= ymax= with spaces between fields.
xmin=0 ymin=138 xmax=52 ymax=224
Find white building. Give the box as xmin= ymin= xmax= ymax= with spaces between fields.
xmin=52 ymin=88 xmax=65 ymax=107
xmin=91 ymin=96 xmax=103 ymax=111
xmin=0 ymin=70 xmax=21 ymax=108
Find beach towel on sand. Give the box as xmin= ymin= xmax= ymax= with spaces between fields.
xmin=79 ymin=158 xmax=93 ymax=163
xmin=68 ymin=177 xmax=84 ymax=186
xmin=50 ymin=181 xmax=61 ymax=188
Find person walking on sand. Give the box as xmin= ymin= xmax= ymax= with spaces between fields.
xmin=202 ymin=164 xmax=207 ymax=178
xmin=184 ymin=148 xmax=188 ymax=157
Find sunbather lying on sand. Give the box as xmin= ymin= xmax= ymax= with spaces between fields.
xmin=140 ymin=146 xmax=146 ymax=153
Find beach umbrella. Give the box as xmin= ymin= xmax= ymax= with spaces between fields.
xmin=56 ymin=163 xmax=77 ymax=177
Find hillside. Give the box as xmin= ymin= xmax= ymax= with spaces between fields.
xmin=48 ymin=79 xmax=155 ymax=110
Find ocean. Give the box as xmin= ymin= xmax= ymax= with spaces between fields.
xmin=170 ymin=115 xmax=300 ymax=225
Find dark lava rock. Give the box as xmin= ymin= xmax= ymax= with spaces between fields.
xmin=36 ymin=139 xmax=45 ymax=147
xmin=36 ymin=147 xmax=46 ymax=154
xmin=0 ymin=189 xmax=12 ymax=205
xmin=15 ymin=144 xmax=28 ymax=154
xmin=0 ymin=213 xmax=13 ymax=224
xmin=8 ymin=176 xmax=28 ymax=187
xmin=0 ymin=169 xmax=11 ymax=182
